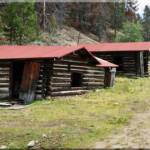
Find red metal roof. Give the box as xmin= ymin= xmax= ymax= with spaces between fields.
xmin=95 ymin=57 xmax=118 ymax=68
xmin=83 ymin=42 xmax=150 ymax=52
xmin=0 ymin=45 xmax=117 ymax=68
xmin=0 ymin=45 xmax=84 ymax=59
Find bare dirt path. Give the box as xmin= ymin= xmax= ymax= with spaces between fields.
xmin=95 ymin=100 xmax=150 ymax=149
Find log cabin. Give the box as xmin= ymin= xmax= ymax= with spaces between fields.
xmin=0 ymin=45 xmax=117 ymax=104
xmin=84 ymin=42 xmax=150 ymax=77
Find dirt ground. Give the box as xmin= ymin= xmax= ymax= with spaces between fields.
xmin=95 ymin=99 xmax=150 ymax=149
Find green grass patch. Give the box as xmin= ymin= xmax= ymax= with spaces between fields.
xmin=0 ymin=77 xmax=150 ymax=149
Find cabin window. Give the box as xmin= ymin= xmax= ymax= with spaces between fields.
xmin=71 ymin=72 xmax=82 ymax=87
xmin=113 ymin=56 xmax=124 ymax=71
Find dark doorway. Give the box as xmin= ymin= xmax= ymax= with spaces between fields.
xmin=113 ymin=56 xmax=124 ymax=71
xmin=71 ymin=72 xmax=82 ymax=87
xmin=12 ymin=61 xmax=25 ymax=99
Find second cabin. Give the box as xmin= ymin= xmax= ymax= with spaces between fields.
xmin=85 ymin=42 xmax=150 ymax=77
xmin=0 ymin=45 xmax=117 ymax=104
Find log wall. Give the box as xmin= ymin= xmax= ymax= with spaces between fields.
xmin=35 ymin=53 xmax=105 ymax=98
xmin=0 ymin=62 xmax=11 ymax=99
xmin=35 ymin=60 xmax=53 ymax=99
xmin=49 ymin=55 xmax=105 ymax=97
xmin=94 ymin=52 xmax=137 ymax=76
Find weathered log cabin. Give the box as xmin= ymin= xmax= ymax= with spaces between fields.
xmin=85 ymin=42 xmax=150 ymax=77
xmin=0 ymin=45 xmax=117 ymax=104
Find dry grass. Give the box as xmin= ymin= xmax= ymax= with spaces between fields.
xmin=0 ymin=77 xmax=150 ymax=149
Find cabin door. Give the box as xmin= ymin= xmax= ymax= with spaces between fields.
xmin=19 ymin=62 xmax=40 ymax=104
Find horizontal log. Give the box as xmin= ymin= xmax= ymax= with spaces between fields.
xmin=0 ymin=86 xmax=9 ymax=89
xmin=70 ymin=65 xmax=104 ymax=71
xmin=86 ymin=70 xmax=104 ymax=74
xmin=50 ymin=82 xmax=71 ymax=87
xmin=0 ymin=68 xmax=10 ymax=71
xmin=49 ymin=89 xmax=88 ymax=96
xmin=50 ymin=86 xmax=87 ymax=92
xmin=0 ymin=73 xmax=10 ymax=76
xmin=51 ymin=77 xmax=71 ymax=82
xmin=83 ymin=78 xmax=104 ymax=82
xmin=36 ymin=84 xmax=43 ymax=88
xmin=83 ymin=77 xmax=104 ymax=80
xmin=53 ymin=67 xmax=69 ymax=71
xmin=53 ymin=72 xmax=71 ymax=76
xmin=53 ymin=63 xmax=68 ymax=67
xmin=0 ymin=83 xmax=10 ymax=87
xmin=85 ymin=74 xmax=105 ymax=78
xmin=35 ymin=90 xmax=43 ymax=94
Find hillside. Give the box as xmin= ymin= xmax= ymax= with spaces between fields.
xmin=29 ymin=26 xmax=99 ymax=46
xmin=1 ymin=2 xmax=147 ymax=45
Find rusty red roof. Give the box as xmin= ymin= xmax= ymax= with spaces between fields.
xmin=0 ymin=45 xmax=84 ymax=59
xmin=0 ymin=45 xmax=117 ymax=68
xmin=95 ymin=57 xmax=118 ymax=68
xmin=83 ymin=42 xmax=150 ymax=52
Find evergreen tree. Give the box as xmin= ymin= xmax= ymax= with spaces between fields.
xmin=115 ymin=21 xmax=144 ymax=42
xmin=1 ymin=2 xmax=38 ymax=44
xmin=143 ymin=5 xmax=150 ymax=41
xmin=111 ymin=1 xmax=126 ymax=38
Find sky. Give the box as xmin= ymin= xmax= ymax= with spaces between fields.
xmin=137 ymin=0 xmax=150 ymax=16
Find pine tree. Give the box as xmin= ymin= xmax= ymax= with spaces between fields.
xmin=1 ymin=2 xmax=38 ymax=44
xmin=111 ymin=1 xmax=126 ymax=38
xmin=143 ymin=5 xmax=150 ymax=41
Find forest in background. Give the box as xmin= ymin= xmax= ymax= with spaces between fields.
xmin=0 ymin=0 xmax=150 ymax=45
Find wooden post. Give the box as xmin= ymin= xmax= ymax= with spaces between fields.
xmin=19 ymin=62 xmax=40 ymax=104
xmin=136 ymin=52 xmax=144 ymax=77
xmin=104 ymin=68 xmax=116 ymax=87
